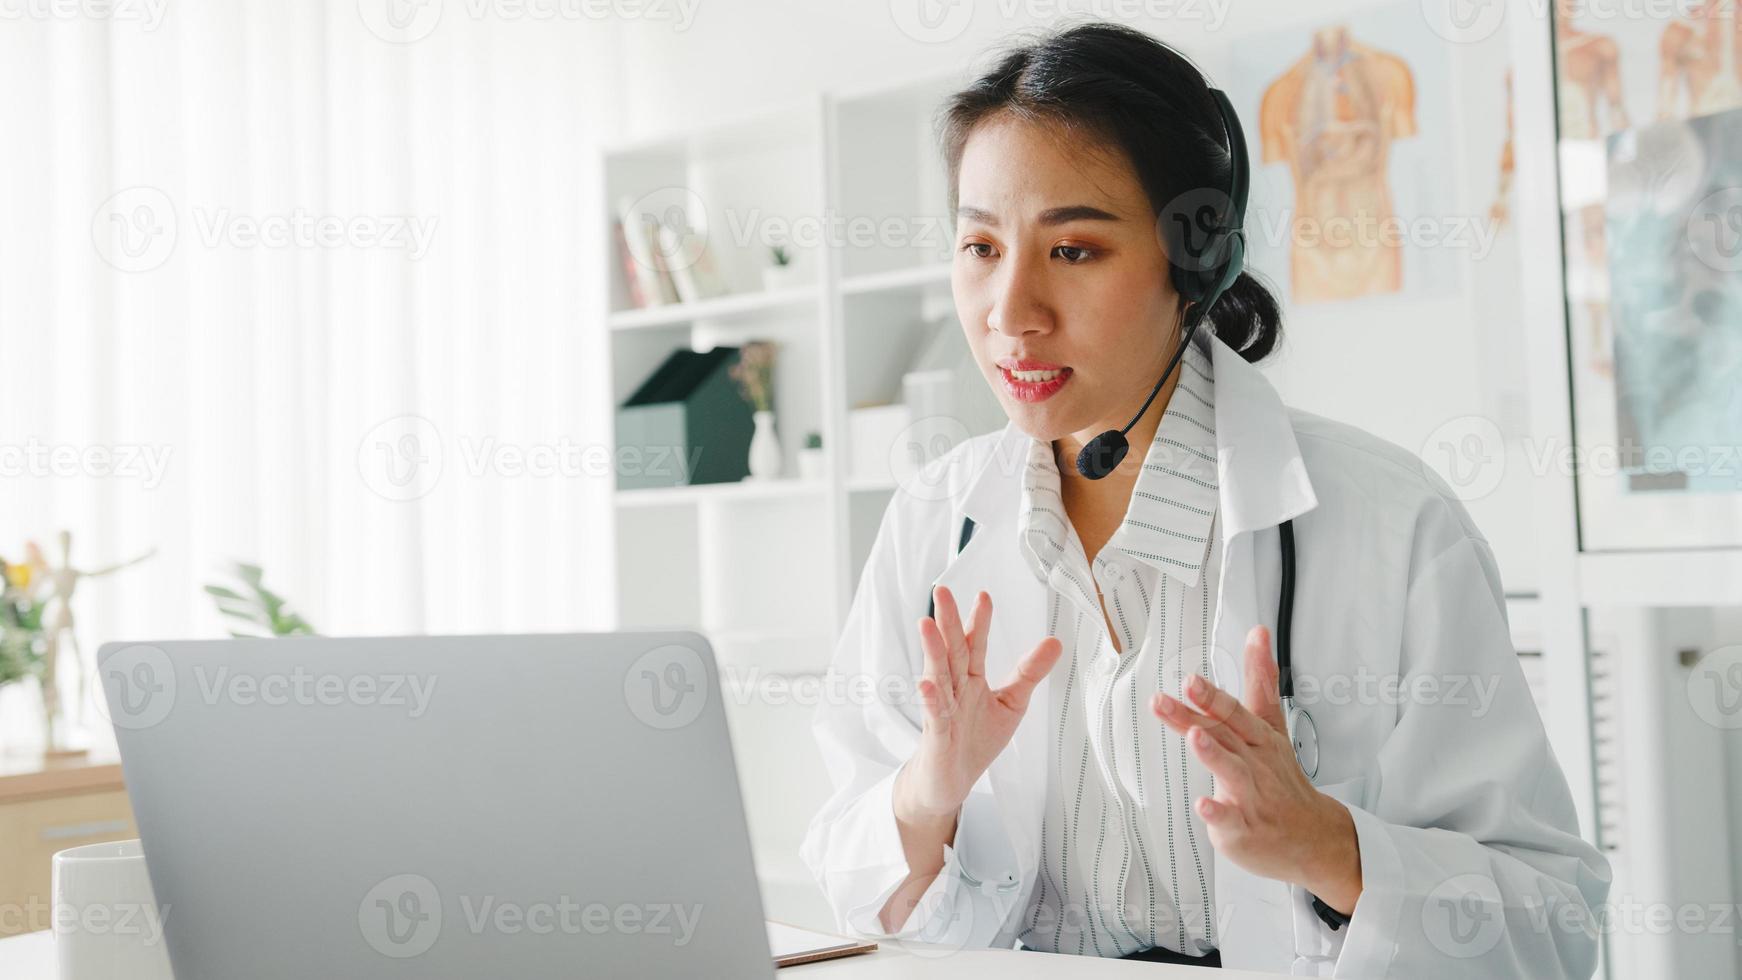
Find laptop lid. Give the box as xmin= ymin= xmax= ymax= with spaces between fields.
xmin=98 ymin=631 xmax=775 ymax=980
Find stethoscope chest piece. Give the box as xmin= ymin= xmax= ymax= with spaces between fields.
xmin=1284 ymin=699 xmax=1319 ymax=781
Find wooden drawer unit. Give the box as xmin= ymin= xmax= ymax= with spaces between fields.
xmin=0 ymin=754 xmax=136 ymax=937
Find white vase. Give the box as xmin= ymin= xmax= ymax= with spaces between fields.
xmin=748 ymin=410 xmax=782 ymax=480
xmin=761 ymin=264 xmax=804 ymax=292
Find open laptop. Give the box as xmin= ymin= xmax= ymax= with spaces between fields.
xmin=98 ymin=632 xmax=777 ymax=980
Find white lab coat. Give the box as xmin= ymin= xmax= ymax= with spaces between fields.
xmin=800 ymin=334 xmax=1611 ymax=978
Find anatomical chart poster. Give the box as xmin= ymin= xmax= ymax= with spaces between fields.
xmin=1228 ymin=4 xmax=1459 ymax=307
xmin=1558 ymin=0 xmax=1742 ymax=546
xmin=1604 ymin=109 xmax=1742 ymax=494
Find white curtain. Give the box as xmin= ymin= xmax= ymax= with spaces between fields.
xmin=0 ymin=2 xmax=621 ymax=749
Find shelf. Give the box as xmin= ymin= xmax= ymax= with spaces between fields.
xmin=613 ymin=478 xmax=830 ymax=508
xmin=846 ymin=475 xmax=899 ymax=493
xmin=840 ymin=262 xmax=952 ymax=296
xmin=608 ymin=284 xmax=820 ymax=331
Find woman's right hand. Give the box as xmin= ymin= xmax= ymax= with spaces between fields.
xmin=893 ymin=586 xmax=1063 ymax=830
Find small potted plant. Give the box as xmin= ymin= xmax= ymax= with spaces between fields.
xmin=761 ymin=237 xmax=803 ymax=292
xmin=729 ymin=341 xmax=781 ymax=480
xmin=798 ymin=431 xmax=827 ymax=481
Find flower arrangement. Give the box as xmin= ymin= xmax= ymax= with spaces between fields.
xmin=0 ymin=556 xmax=47 ymax=689
xmin=729 ymin=341 xmax=777 ymax=413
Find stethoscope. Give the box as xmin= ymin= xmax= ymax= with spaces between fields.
xmin=1277 ymin=519 xmax=1316 ymax=779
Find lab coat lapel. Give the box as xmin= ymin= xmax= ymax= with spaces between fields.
xmin=1204 ymin=335 xmax=1319 ymax=969
xmin=931 ymin=421 xmax=1050 ymax=874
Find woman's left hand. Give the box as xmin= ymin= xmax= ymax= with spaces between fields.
xmin=1151 ymin=625 xmax=1363 ymax=916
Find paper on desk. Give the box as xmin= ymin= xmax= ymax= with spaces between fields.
xmin=766 ymin=920 xmax=877 ymax=967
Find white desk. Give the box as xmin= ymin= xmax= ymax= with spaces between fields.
xmin=1 ymin=929 xmax=1277 ymax=977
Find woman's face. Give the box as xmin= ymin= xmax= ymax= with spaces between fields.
xmin=952 ymin=113 xmax=1183 ymax=448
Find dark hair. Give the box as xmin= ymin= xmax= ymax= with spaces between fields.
xmin=938 ymin=21 xmax=1282 ymax=362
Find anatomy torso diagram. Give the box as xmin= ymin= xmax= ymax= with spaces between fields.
xmin=1260 ymin=26 xmax=1417 ymax=304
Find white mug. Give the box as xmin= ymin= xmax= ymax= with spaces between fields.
xmin=51 ymin=839 xmax=175 ymax=980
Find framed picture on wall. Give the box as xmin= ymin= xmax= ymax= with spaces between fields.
xmin=1554 ymin=0 xmax=1742 ymax=550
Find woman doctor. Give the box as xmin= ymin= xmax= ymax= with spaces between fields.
xmin=801 ymin=22 xmax=1609 ymax=978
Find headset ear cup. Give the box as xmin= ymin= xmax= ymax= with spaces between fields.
xmin=1221 ymin=232 xmax=1246 ymax=294
xmin=1205 ymin=231 xmax=1245 ymax=301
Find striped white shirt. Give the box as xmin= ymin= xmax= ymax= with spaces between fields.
xmin=1016 ymin=341 xmax=1222 ymax=958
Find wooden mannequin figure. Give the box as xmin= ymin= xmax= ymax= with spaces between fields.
xmin=25 ymin=531 xmax=154 ymax=756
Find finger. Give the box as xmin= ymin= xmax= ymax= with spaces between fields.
xmin=1187 ymin=725 xmax=1254 ymax=802
xmin=1196 ymin=794 xmax=1247 ymax=832
xmin=1152 ymin=692 xmax=1245 ymax=754
xmin=1181 ymin=672 xmax=1271 ymax=746
xmin=992 ymin=636 xmax=1063 ymax=714
xmin=916 ymin=617 xmax=958 ymax=717
xmin=1241 ymin=625 xmax=1287 ymax=734
xmin=965 ymin=591 xmax=991 ymax=679
xmin=932 ymin=586 xmax=967 ymax=690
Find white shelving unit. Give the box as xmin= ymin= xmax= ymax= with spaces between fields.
xmin=600 ymin=70 xmax=985 ymax=644
xmin=597 ymin=71 xmax=986 ymax=929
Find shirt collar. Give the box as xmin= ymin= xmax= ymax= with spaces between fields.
xmin=958 ymin=331 xmax=1317 ymax=542
xmin=1103 ymin=341 xmax=1219 ymax=584
xmin=1016 ymin=340 xmax=1220 ymax=587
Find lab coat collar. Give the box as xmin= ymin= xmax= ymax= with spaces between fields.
xmin=956 ymin=332 xmax=1318 ymax=540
